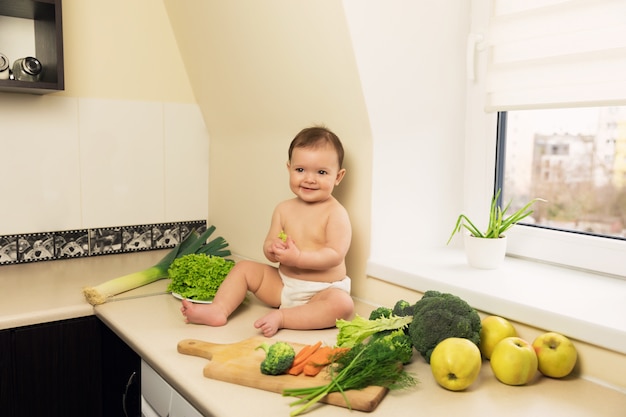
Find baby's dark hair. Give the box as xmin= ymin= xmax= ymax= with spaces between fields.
xmin=288 ymin=126 xmax=345 ymax=168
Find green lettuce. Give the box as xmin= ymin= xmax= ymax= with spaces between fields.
xmin=167 ymin=253 xmax=234 ymax=301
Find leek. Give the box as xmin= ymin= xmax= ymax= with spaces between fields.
xmin=82 ymin=225 xmax=231 ymax=305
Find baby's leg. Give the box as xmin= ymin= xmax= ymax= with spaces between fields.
xmin=181 ymin=260 xmax=282 ymax=326
xmin=255 ymin=288 xmax=354 ymax=336
xmin=180 ymin=299 xmax=229 ymax=326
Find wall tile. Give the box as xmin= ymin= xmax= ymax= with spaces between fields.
xmin=164 ymin=103 xmax=209 ymax=221
xmin=1 ymin=95 xmax=209 ymax=239
xmin=79 ymin=98 xmax=165 ymax=228
xmin=0 ymin=95 xmax=81 ymax=234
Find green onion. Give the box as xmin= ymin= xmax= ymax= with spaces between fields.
xmin=82 ymin=225 xmax=230 ymax=305
xmin=283 ymin=337 xmax=417 ymax=416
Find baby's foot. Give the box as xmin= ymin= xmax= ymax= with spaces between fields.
xmin=254 ymin=310 xmax=284 ymax=337
xmin=181 ymin=299 xmax=228 ymax=326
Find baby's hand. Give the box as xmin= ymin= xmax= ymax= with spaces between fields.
xmin=272 ymin=231 xmax=288 ymax=251
xmin=266 ymin=234 xmax=288 ymax=263
xmin=272 ymin=236 xmax=300 ymax=266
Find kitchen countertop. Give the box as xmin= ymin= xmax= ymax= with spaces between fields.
xmin=0 ymin=250 xmax=172 ymax=330
xmin=2 ymin=251 xmax=625 ymax=416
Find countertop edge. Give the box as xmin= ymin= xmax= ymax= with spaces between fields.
xmin=0 ymin=304 xmax=94 ymax=330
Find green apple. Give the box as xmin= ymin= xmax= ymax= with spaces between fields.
xmin=479 ymin=315 xmax=517 ymax=359
xmin=490 ymin=336 xmax=538 ymax=385
xmin=430 ymin=337 xmax=482 ymax=391
xmin=532 ymin=332 xmax=577 ymax=378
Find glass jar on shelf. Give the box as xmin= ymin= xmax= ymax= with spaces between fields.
xmin=12 ymin=56 xmax=42 ymax=82
xmin=0 ymin=53 xmax=9 ymax=80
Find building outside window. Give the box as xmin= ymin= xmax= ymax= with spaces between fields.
xmin=500 ymin=106 xmax=626 ymax=240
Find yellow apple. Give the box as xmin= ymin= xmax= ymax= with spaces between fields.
xmin=479 ymin=315 xmax=517 ymax=359
xmin=490 ymin=336 xmax=538 ymax=385
xmin=532 ymin=332 xmax=577 ymax=378
xmin=430 ymin=337 xmax=482 ymax=391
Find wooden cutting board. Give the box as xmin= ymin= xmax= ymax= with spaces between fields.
xmin=177 ymin=336 xmax=388 ymax=412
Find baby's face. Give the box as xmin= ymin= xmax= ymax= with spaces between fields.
xmin=287 ymin=144 xmax=345 ymax=203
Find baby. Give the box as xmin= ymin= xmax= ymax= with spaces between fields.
xmin=181 ymin=126 xmax=354 ymax=337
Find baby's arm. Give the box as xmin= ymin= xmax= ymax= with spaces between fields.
xmin=263 ymin=206 xmax=286 ymax=263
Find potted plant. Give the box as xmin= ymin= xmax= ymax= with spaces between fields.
xmin=447 ymin=189 xmax=545 ymax=269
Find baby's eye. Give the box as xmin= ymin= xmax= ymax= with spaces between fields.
xmin=295 ymin=168 xmax=304 ymax=173
xmin=318 ymin=170 xmax=328 ymax=175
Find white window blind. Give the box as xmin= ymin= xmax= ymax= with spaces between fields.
xmin=484 ymin=0 xmax=626 ymax=111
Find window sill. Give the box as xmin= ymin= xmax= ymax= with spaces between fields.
xmin=366 ymin=248 xmax=626 ymax=355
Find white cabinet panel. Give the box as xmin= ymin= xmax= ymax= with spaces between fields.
xmin=141 ymin=361 xmax=172 ymax=417
xmin=141 ymin=360 xmax=206 ymax=417
xmin=170 ymin=390 xmax=205 ymax=417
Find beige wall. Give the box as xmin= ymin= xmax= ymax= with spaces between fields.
xmin=60 ymin=0 xmax=194 ymax=102
xmin=164 ymin=0 xmax=374 ymax=298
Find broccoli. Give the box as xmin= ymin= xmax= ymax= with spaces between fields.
xmin=366 ymin=306 xmax=395 ymax=342
xmin=370 ymin=329 xmax=414 ymax=364
xmin=408 ymin=290 xmax=481 ymax=363
xmin=391 ymin=300 xmax=414 ymax=335
xmin=369 ymin=306 xmax=393 ymax=320
xmin=256 ymin=341 xmax=295 ymax=375
xmin=392 ymin=299 xmax=414 ymax=317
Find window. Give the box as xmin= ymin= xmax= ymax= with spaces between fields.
xmin=492 ymin=107 xmax=626 ymax=277
xmin=362 ymin=1 xmax=625 ymax=355
xmin=497 ymin=106 xmax=626 ymax=241
xmin=476 ymin=0 xmax=626 ymax=277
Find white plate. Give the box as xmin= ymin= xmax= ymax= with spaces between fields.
xmin=171 ymin=292 xmax=213 ymax=304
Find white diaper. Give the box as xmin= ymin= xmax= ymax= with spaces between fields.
xmin=279 ymin=270 xmax=351 ymax=308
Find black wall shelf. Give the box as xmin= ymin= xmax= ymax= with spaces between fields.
xmin=0 ymin=0 xmax=64 ymax=94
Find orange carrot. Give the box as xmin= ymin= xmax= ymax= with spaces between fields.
xmin=288 ymin=361 xmax=309 ymax=376
xmin=292 ymin=341 xmax=322 ymax=367
xmin=302 ymin=346 xmax=349 ymax=376
xmin=302 ymin=346 xmax=333 ymax=376
xmin=302 ymin=363 xmax=325 ymax=376
xmin=288 ymin=342 xmax=322 ymax=375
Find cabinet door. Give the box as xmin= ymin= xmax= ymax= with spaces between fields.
xmin=12 ymin=317 xmax=103 ymax=417
xmin=0 ymin=329 xmax=15 ymax=416
xmin=1 ymin=316 xmax=140 ymax=417
xmin=100 ymin=320 xmax=141 ymax=417
xmin=170 ymin=390 xmax=204 ymax=417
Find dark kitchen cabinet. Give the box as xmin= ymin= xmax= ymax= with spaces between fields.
xmin=13 ymin=317 xmax=101 ymax=417
xmin=0 ymin=316 xmax=140 ymax=417
xmin=100 ymin=318 xmax=142 ymax=417
xmin=0 ymin=0 xmax=64 ymax=94
xmin=0 ymin=328 xmax=15 ymax=416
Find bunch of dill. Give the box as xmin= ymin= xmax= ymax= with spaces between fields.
xmin=282 ymin=335 xmax=418 ymax=416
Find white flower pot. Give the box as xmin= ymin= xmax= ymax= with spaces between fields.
xmin=463 ymin=234 xmax=507 ymax=270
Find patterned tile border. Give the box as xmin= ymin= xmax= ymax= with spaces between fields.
xmin=0 ymin=220 xmax=206 ymax=266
